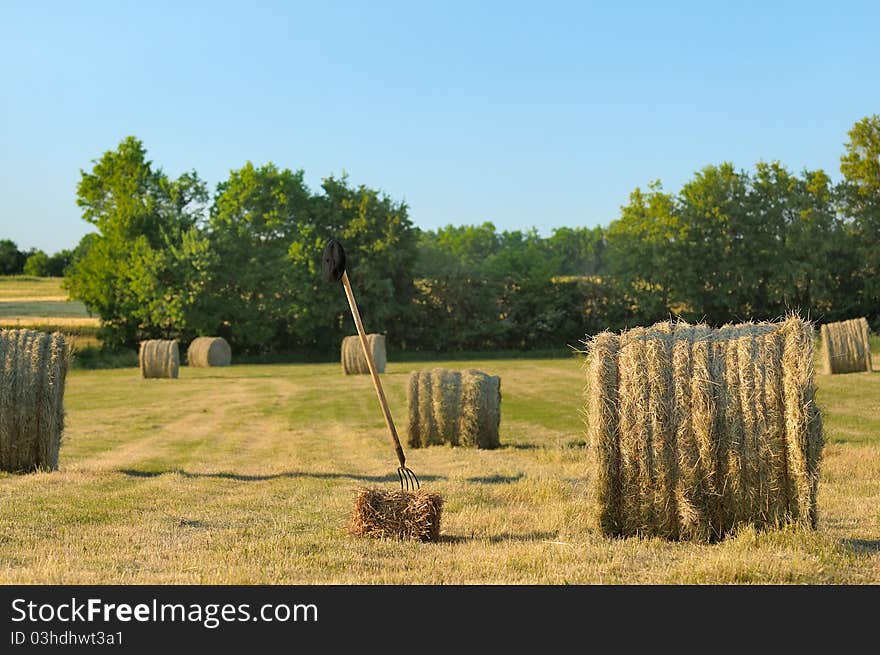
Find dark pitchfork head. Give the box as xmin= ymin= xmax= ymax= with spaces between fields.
xmin=322 ymin=239 xmax=346 ymax=284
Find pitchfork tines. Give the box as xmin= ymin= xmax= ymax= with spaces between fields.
xmin=397 ymin=465 xmax=420 ymax=491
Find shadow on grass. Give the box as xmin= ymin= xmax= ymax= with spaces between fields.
xmin=437 ymin=530 xmax=558 ymax=545
xmin=465 ymin=473 xmax=524 ymax=484
xmin=843 ymin=538 xmax=880 ymax=554
xmin=117 ymin=468 xmax=446 ymax=484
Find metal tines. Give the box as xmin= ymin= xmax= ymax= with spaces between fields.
xmin=397 ymin=466 xmax=420 ymax=491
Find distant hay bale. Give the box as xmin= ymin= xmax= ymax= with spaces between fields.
xmin=341 ymin=334 xmax=386 ymax=375
xmin=406 ymin=368 xmax=501 ymax=448
xmin=820 ymin=318 xmax=872 ymax=374
xmin=350 ymin=487 xmax=443 ymax=542
xmin=0 ymin=329 xmax=70 ymax=472
xmin=186 ymin=336 xmax=232 ymax=367
xmin=139 ymin=339 xmax=179 ymax=379
xmin=585 ymin=316 xmax=823 ymax=542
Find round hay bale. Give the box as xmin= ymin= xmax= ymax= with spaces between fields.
xmin=405 ymin=367 xmax=501 ymax=448
xmin=186 ymin=336 xmax=231 ymax=367
xmin=820 ymin=318 xmax=872 ymax=374
xmin=0 ymin=329 xmax=70 ymax=472
xmin=139 ymin=339 xmax=179 ymax=379
xmin=585 ymin=316 xmax=823 ymax=542
xmin=458 ymin=369 xmax=501 ymax=449
xmin=340 ymin=334 xmax=386 ymax=375
xmin=406 ymin=370 xmax=422 ymax=448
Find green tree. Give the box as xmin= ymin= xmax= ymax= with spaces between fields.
xmin=65 ymin=136 xmax=208 ymax=345
xmin=46 ymin=249 xmax=73 ymax=276
xmin=605 ymin=181 xmax=680 ymax=323
xmin=0 ymin=239 xmax=26 ymax=274
xmin=200 ymin=162 xmax=313 ymax=351
xmin=23 ymin=250 xmax=51 ymax=276
xmin=288 ymin=174 xmax=418 ymax=352
xmin=839 ymin=115 xmax=880 ymax=324
xmin=546 ymin=226 xmax=606 ymax=276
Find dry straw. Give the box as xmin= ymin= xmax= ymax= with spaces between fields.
xmin=820 ymin=318 xmax=872 ymax=374
xmin=585 ymin=316 xmax=823 ymax=542
xmin=350 ymin=487 xmax=443 ymax=541
xmin=0 ymin=329 xmax=70 ymax=472
xmin=406 ymin=367 xmax=501 ymax=448
xmin=187 ymin=336 xmax=232 ymax=367
xmin=139 ymin=339 xmax=180 ymax=379
xmin=341 ymin=334 xmax=386 ymax=375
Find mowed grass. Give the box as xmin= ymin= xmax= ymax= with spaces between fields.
xmin=0 ymin=276 xmax=100 ymax=348
xmin=0 ymin=352 xmax=878 ymax=584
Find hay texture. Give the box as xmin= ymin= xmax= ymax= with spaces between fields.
xmin=350 ymin=487 xmax=443 ymax=542
xmin=341 ymin=334 xmax=386 ymax=375
xmin=407 ymin=368 xmax=501 ymax=449
xmin=585 ymin=316 xmax=823 ymax=542
xmin=139 ymin=339 xmax=179 ymax=379
xmin=0 ymin=329 xmax=70 ymax=472
xmin=186 ymin=336 xmax=232 ymax=367
xmin=820 ymin=318 xmax=872 ymax=374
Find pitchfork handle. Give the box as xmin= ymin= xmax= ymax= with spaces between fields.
xmin=340 ymin=271 xmax=407 ymax=469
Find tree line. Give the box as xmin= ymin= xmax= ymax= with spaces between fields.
xmin=16 ymin=115 xmax=880 ymax=354
xmin=0 ymin=240 xmax=73 ymax=277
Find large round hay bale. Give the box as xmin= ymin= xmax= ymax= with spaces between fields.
xmin=139 ymin=339 xmax=179 ymax=379
xmin=820 ymin=318 xmax=872 ymax=374
xmin=585 ymin=316 xmax=823 ymax=542
xmin=341 ymin=334 xmax=386 ymax=375
xmin=186 ymin=336 xmax=232 ymax=367
xmin=406 ymin=367 xmax=501 ymax=448
xmin=0 ymin=329 xmax=70 ymax=472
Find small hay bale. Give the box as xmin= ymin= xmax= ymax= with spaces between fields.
xmin=340 ymin=334 xmax=386 ymax=375
xmin=820 ymin=318 xmax=872 ymax=374
xmin=406 ymin=367 xmax=501 ymax=448
xmin=0 ymin=329 xmax=70 ymax=472
xmin=186 ymin=336 xmax=232 ymax=367
xmin=585 ymin=316 xmax=823 ymax=542
xmin=139 ymin=339 xmax=179 ymax=379
xmin=350 ymin=487 xmax=443 ymax=542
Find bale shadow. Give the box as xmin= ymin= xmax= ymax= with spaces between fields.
xmin=117 ymin=468 xmax=446 ymax=484
xmin=487 ymin=531 xmax=558 ymax=544
xmin=436 ymin=530 xmax=558 ymax=545
xmin=500 ymin=443 xmax=542 ymax=450
xmin=465 ymin=473 xmax=524 ymax=484
xmin=843 ymin=538 xmax=880 ymax=554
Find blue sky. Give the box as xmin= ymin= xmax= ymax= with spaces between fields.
xmin=1 ymin=0 xmax=878 ymax=253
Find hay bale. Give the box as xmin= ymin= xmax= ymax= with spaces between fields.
xmin=0 ymin=329 xmax=70 ymax=472
xmin=350 ymin=487 xmax=443 ymax=542
xmin=139 ymin=339 xmax=179 ymax=379
xmin=341 ymin=334 xmax=386 ymax=375
xmin=585 ymin=316 xmax=823 ymax=542
xmin=186 ymin=336 xmax=232 ymax=367
xmin=406 ymin=367 xmax=501 ymax=448
xmin=459 ymin=369 xmax=501 ymax=449
xmin=820 ymin=318 xmax=872 ymax=374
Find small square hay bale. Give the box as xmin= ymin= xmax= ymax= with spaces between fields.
xmin=350 ymin=488 xmax=443 ymax=542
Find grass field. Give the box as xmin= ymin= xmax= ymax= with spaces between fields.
xmin=0 ymin=353 xmax=877 ymax=584
xmin=0 ymin=276 xmax=100 ymax=348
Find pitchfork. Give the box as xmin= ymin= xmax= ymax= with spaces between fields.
xmin=322 ymin=239 xmax=419 ymax=491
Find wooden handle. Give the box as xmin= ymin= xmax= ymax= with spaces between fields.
xmin=341 ymin=271 xmax=407 ymax=468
